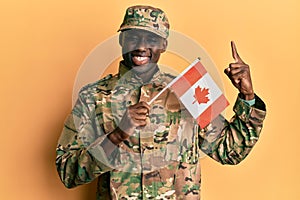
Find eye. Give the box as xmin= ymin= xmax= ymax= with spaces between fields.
xmin=147 ymin=37 xmax=159 ymax=44
xmin=124 ymin=35 xmax=139 ymax=43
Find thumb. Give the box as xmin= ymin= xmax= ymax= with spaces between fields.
xmin=224 ymin=66 xmax=230 ymax=75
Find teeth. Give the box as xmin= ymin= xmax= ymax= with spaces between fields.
xmin=135 ymin=56 xmax=147 ymax=61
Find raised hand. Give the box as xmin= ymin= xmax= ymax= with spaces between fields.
xmin=224 ymin=41 xmax=255 ymax=100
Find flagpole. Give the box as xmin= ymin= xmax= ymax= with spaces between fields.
xmin=148 ymin=57 xmax=201 ymax=105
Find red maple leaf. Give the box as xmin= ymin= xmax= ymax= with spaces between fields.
xmin=193 ymin=86 xmax=210 ymax=104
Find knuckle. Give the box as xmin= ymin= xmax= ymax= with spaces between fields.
xmin=233 ymin=79 xmax=239 ymax=84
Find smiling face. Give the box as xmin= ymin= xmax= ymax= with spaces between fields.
xmin=119 ymin=29 xmax=167 ymax=81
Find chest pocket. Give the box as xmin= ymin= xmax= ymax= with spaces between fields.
xmin=136 ymin=88 xmax=182 ymax=171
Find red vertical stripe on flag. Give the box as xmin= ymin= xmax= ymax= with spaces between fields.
xmin=196 ymin=94 xmax=229 ymax=128
xmin=171 ymin=61 xmax=207 ymax=97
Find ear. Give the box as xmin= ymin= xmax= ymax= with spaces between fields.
xmin=119 ymin=32 xmax=124 ymax=47
xmin=160 ymin=39 xmax=168 ymax=53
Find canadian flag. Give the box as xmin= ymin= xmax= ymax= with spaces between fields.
xmin=149 ymin=58 xmax=229 ymax=128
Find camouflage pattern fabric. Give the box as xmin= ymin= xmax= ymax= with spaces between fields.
xmin=56 ymin=62 xmax=266 ymax=199
xmin=118 ymin=5 xmax=170 ymax=39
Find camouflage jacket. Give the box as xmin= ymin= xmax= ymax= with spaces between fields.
xmin=56 ymin=62 xmax=266 ymax=200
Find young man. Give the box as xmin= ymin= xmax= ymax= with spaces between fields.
xmin=56 ymin=5 xmax=266 ymax=200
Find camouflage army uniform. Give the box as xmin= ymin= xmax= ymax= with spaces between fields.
xmin=56 ymin=61 xmax=266 ymax=200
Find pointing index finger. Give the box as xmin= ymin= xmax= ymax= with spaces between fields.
xmin=231 ymin=41 xmax=243 ymax=63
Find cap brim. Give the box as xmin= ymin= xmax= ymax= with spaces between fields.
xmin=118 ymin=26 xmax=168 ymax=39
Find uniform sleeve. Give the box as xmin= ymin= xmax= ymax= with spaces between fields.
xmin=56 ymin=90 xmax=119 ymax=188
xmin=199 ymin=94 xmax=266 ymax=165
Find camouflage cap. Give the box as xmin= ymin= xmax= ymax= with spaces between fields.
xmin=118 ymin=5 xmax=170 ymax=39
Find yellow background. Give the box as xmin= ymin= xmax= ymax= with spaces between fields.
xmin=1 ymin=0 xmax=299 ymax=199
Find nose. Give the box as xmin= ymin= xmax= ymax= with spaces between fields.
xmin=135 ymin=37 xmax=148 ymax=51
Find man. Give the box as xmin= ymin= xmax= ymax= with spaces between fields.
xmin=56 ymin=5 xmax=266 ymax=200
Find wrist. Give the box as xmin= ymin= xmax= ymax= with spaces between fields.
xmin=108 ymin=127 xmax=130 ymax=145
xmin=239 ymin=92 xmax=255 ymax=100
